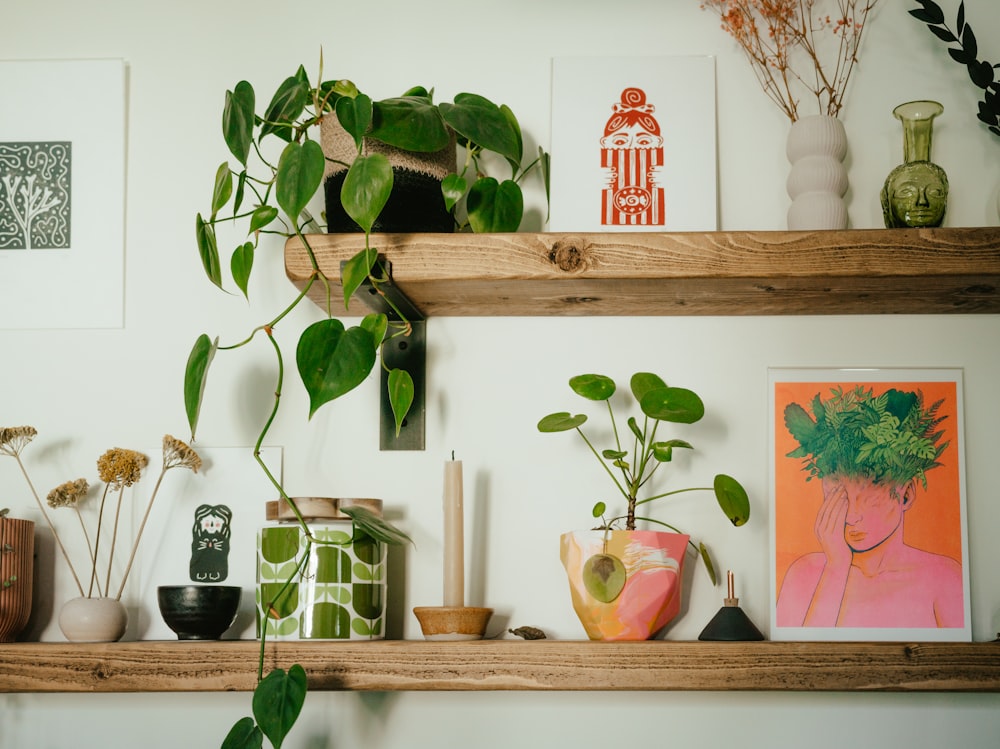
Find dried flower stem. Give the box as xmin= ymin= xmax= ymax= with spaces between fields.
xmin=13 ymin=457 xmax=86 ymax=597
xmin=74 ymin=500 xmax=103 ymax=598
xmin=103 ymin=486 xmax=125 ymax=597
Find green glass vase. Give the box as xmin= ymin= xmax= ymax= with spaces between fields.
xmin=881 ymin=100 xmax=948 ymax=228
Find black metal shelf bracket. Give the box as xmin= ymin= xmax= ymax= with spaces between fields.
xmin=347 ymin=256 xmax=426 ymax=451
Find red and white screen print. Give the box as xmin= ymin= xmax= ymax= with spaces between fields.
xmin=600 ymin=87 xmax=665 ymax=226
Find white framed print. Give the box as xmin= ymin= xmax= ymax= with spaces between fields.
xmin=549 ymin=56 xmax=718 ymax=232
xmin=768 ymin=368 xmax=970 ymax=642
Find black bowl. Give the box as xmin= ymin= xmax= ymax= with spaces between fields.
xmin=156 ymin=585 xmax=241 ymax=640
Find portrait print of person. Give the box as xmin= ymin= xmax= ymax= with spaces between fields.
xmin=772 ymin=376 xmax=969 ymax=639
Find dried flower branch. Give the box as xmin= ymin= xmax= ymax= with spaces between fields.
xmin=702 ymin=0 xmax=880 ymax=121
xmin=1 ymin=426 xmax=86 ymax=596
xmin=115 ymin=435 xmax=201 ymax=600
xmin=46 ymin=479 xmax=101 ymax=595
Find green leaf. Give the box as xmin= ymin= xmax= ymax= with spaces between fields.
xmin=296 ymin=319 xmax=376 ymax=418
xmin=387 ymin=368 xmax=414 ymax=437
xmin=537 ymin=412 xmax=587 ymax=432
xmin=652 ymin=439 xmax=693 ymax=463
xmin=233 ymin=170 xmax=247 ymax=213
xmin=592 ymin=501 xmax=606 ymax=518
xmin=249 ymin=205 xmax=278 ymax=234
xmin=211 ymin=162 xmax=233 ymax=218
xmin=640 ymin=386 xmax=705 ymax=424
xmin=184 ymin=334 xmax=217 ymax=441
xmin=341 ymin=504 xmax=412 ymax=546
xmin=252 ymin=665 xmax=307 ymax=749
xmin=221 ymin=717 xmax=263 ymax=749
xmin=699 ymin=542 xmax=718 ymax=586
xmin=231 ymin=241 xmax=254 ymax=299
xmin=627 ymin=416 xmax=644 ymax=442
xmin=370 ymin=95 xmax=450 ymax=152
xmin=335 ymin=93 xmax=373 ymax=151
xmin=223 ymin=80 xmax=255 ymax=166
xmin=195 ymin=213 xmax=222 ymax=289
xmin=582 ymin=553 xmax=626 ymax=603
xmin=276 ymin=140 xmax=325 ymax=221
xmin=602 ymin=449 xmax=627 ymax=460
xmin=439 ymin=93 xmax=522 ymax=167
xmin=713 ymin=474 xmax=750 ymax=527
xmin=340 ymin=247 xmax=378 ymax=309
xmin=630 ymin=372 xmax=667 ymax=402
xmin=441 ymin=173 xmax=466 ymax=212
xmin=569 ymin=374 xmax=616 ymax=401
xmin=360 ymin=312 xmax=388 ymax=347
xmin=341 ymin=153 xmax=393 ymax=234
xmin=260 ymin=73 xmax=310 ymax=142
xmin=466 ymin=177 xmax=523 ymax=233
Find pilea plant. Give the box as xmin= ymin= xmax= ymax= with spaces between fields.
xmin=783 ymin=385 xmax=949 ymax=489
xmin=909 ymin=0 xmax=1000 ymax=138
xmin=538 ymin=372 xmax=751 ymax=589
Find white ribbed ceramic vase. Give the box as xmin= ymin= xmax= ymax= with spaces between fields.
xmin=786 ymin=115 xmax=849 ymax=230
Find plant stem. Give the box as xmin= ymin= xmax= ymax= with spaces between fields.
xmin=15 ymin=456 xmax=85 ymax=597
xmin=104 ymin=485 xmax=126 ymax=597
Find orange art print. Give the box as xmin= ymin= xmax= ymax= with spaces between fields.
xmin=770 ymin=370 xmax=970 ymax=641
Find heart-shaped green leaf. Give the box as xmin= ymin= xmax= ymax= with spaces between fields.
xmin=537 ymin=412 xmax=587 ymax=432
xmin=569 ymin=374 xmax=616 ymax=401
xmin=466 ymin=177 xmax=523 ymax=232
xmin=640 ymin=386 xmax=705 ymax=424
xmin=195 ymin=214 xmax=222 ymax=289
xmin=387 ymin=368 xmax=414 ymax=437
xmin=211 ymin=162 xmax=233 ymax=218
xmin=335 ymin=93 xmax=373 ymax=151
xmin=370 ymin=95 xmax=450 ymax=152
xmin=260 ymin=73 xmax=309 ymax=142
xmin=276 ymin=140 xmax=325 ymax=222
xmin=249 ymin=205 xmax=278 ymax=234
xmin=439 ymin=93 xmax=521 ymax=167
xmin=341 ymin=153 xmax=392 ymax=234
xmin=221 ymin=716 xmax=263 ymax=749
xmin=231 ymin=241 xmax=254 ymax=299
xmin=223 ymin=80 xmax=255 ymax=166
xmin=441 ymin=173 xmax=466 ymax=212
xmin=296 ymin=320 xmax=376 ymax=418
xmin=582 ymin=553 xmax=626 ymax=603
xmin=252 ymin=665 xmax=307 ymax=749
xmin=360 ymin=313 xmax=387 ymax=347
xmin=340 ymin=247 xmax=378 ymax=309
xmin=183 ymin=334 xmax=218 ymax=440
xmin=714 ymin=473 xmax=751 ymax=527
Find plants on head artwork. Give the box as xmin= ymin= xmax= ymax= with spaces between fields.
xmin=537 ymin=372 xmax=751 ymax=584
xmin=701 ymin=0 xmax=881 ymax=121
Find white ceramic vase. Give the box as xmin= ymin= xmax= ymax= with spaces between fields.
xmin=786 ymin=115 xmax=849 ymax=230
xmin=58 ymin=597 xmax=128 ymax=642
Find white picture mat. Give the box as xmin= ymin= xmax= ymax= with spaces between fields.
xmin=133 ymin=446 xmax=282 ymax=640
xmin=549 ymin=55 xmax=718 ymax=232
xmin=767 ymin=367 xmax=971 ymax=642
xmin=0 ymin=58 xmax=126 ymax=329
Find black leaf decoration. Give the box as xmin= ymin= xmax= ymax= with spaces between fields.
xmin=909 ymin=0 xmax=1000 ymax=138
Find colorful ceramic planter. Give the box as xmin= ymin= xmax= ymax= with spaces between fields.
xmin=560 ymin=529 xmax=689 ymax=641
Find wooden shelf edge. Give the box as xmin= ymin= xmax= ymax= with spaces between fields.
xmin=2 ymin=640 xmax=998 ymax=694
xmin=284 ymin=228 xmax=1000 ymax=316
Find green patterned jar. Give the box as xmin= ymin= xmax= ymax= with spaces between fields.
xmin=257 ymin=498 xmax=387 ymax=640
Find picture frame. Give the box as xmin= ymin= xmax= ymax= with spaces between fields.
xmin=549 ymin=55 xmax=718 ymax=232
xmin=0 ymin=58 xmax=126 ymax=329
xmin=768 ymin=368 xmax=971 ymax=642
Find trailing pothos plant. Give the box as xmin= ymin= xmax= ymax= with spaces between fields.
xmin=537 ymin=373 xmax=751 ymax=589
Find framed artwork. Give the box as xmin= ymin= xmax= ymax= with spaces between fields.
xmin=0 ymin=59 xmax=126 ymax=328
xmin=768 ymin=368 xmax=971 ymax=641
xmin=549 ymin=56 xmax=718 ymax=232
xmin=132 ymin=446 xmax=282 ymax=640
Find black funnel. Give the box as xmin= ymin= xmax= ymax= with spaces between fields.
xmin=698 ymin=570 xmax=765 ymax=641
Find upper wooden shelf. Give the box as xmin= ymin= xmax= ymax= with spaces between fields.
xmin=2 ymin=640 xmax=998 ymax=693
xmin=284 ymin=228 xmax=1000 ymax=317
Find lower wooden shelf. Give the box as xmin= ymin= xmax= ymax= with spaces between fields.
xmin=1 ymin=640 xmax=998 ymax=694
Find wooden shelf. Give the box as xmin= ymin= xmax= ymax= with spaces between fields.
xmin=285 ymin=228 xmax=1000 ymax=317
xmin=2 ymin=640 xmax=998 ymax=693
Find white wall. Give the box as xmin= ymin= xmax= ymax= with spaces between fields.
xmin=3 ymin=0 xmax=1000 ymax=747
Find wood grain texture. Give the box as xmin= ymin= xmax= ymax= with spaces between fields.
xmin=284 ymin=229 xmax=1000 ymax=316
xmin=2 ymin=641 xmax=998 ymax=693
